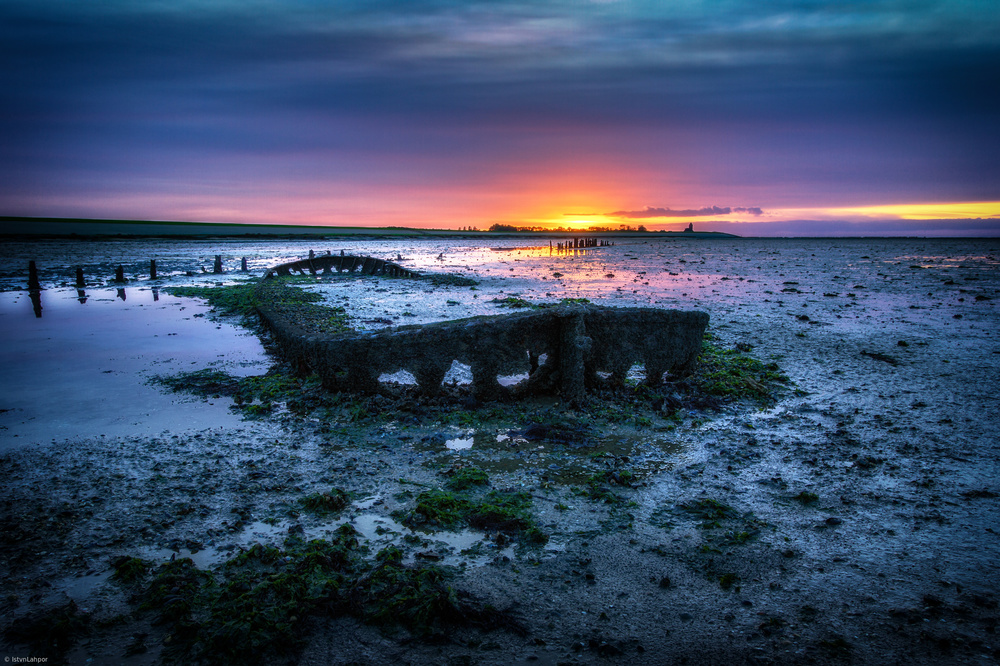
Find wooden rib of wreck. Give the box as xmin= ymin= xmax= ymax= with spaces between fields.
xmin=263 ymin=253 xmax=420 ymax=279
xmin=254 ymin=278 xmax=708 ymax=402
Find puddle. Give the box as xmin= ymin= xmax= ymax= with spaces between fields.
xmin=112 ymin=498 xmax=538 ymax=582
xmin=417 ymin=428 xmax=685 ymax=483
xmin=57 ymin=570 xmax=113 ymax=604
xmin=0 ymin=287 xmax=270 ymax=449
xmin=445 ymin=436 xmax=474 ymax=450
xmin=141 ymin=545 xmax=228 ymax=570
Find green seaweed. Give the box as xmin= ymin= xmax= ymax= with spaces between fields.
xmin=110 ymin=556 xmax=152 ymax=583
xmin=299 ymin=487 xmax=350 ymax=514
xmin=793 ymin=491 xmax=820 ymax=505
xmin=490 ymin=296 xmax=591 ymax=310
xmin=679 ymin=498 xmax=739 ymax=528
xmin=166 ymin=282 xmax=272 ymax=317
xmin=425 ymin=274 xmax=479 ymax=287
xmin=152 ymin=368 xmax=327 ymax=417
xmin=467 ymin=491 xmax=535 ymax=534
xmin=168 ymin=279 xmax=351 ymax=335
xmin=407 ymin=489 xmax=474 ymax=527
xmin=122 ymin=525 xmax=520 ymax=664
xmin=575 ymin=469 xmax=635 ymax=504
xmin=398 ymin=489 xmax=546 ymax=543
xmin=719 ymin=572 xmax=740 ymax=590
xmin=141 ymin=557 xmax=213 ymax=624
xmin=445 ymin=467 xmax=490 ymax=491
xmin=491 ymin=296 xmax=534 ymax=308
xmin=166 ymin=279 xmax=319 ymax=319
xmin=692 ymin=333 xmax=789 ymax=402
xmin=154 ymin=368 xmax=238 ymax=396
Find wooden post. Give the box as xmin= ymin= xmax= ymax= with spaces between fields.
xmin=214 ymin=255 xmax=223 ymax=274
xmin=115 ymin=265 xmax=126 ymax=283
xmin=30 ymin=290 xmax=42 ymax=318
xmin=241 ymin=257 xmax=248 ymax=271
xmin=309 ymin=249 xmax=315 ymax=259
xmin=28 ymin=261 xmax=40 ymax=290
xmin=75 ymin=267 xmax=85 ymax=287
xmin=150 ymin=259 xmax=157 ymax=280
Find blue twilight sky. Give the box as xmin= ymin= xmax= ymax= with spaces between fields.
xmin=1 ymin=0 xmax=999 ymax=234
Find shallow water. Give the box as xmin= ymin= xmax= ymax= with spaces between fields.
xmin=3 ymin=236 xmax=1000 ymax=664
xmin=0 ymin=286 xmax=268 ymax=449
xmin=410 ymin=425 xmax=686 ymax=483
xmin=1 ymin=236 xmax=997 ymax=451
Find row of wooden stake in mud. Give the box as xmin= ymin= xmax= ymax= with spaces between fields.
xmin=20 ymin=252 xmax=371 ymax=288
xmin=551 ymin=237 xmax=613 ymax=251
xmin=22 ymin=249 xmax=421 ymax=290
xmin=24 ymin=256 xmax=251 ymax=288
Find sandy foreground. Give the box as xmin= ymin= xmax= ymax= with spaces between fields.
xmin=1 ymin=237 xmax=999 ymax=665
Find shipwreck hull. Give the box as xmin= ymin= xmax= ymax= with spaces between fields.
xmin=263 ymin=253 xmax=420 ymax=280
xmin=255 ymin=275 xmax=708 ymax=401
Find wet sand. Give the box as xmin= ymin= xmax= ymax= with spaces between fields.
xmin=1 ymin=237 xmax=999 ymax=664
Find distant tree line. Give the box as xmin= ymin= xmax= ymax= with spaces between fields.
xmin=487 ymin=223 xmax=649 ymax=233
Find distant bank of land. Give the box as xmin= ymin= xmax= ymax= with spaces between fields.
xmin=0 ymin=217 xmax=739 ymax=239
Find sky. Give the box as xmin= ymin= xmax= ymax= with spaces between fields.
xmin=1 ymin=0 xmax=999 ymax=235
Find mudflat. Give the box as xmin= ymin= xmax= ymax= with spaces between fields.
xmin=1 ymin=236 xmax=998 ymax=665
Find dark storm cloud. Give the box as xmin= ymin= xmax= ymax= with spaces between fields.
xmin=4 ymin=0 xmax=997 ymax=125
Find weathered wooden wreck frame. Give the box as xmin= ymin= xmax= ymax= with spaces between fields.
xmin=264 ymin=253 xmax=419 ymax=279
xmin=254 ymin=260 xmax=709 ymax=402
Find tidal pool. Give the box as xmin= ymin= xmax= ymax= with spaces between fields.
xmin=0 ymin=286 xmax=269 ymax=449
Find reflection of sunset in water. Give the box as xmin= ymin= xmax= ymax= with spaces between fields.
xmin=342 ymin=237 xmax=1000 ymax=339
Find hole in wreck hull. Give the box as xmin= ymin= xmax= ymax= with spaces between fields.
xmin=373 ymin=360 xmax=660 ymax=393
xmin=443 ymin=360 xmax=473 ymax=385
xmin=378 ymin=369 xmax=419 ymax=385
xmin=497 ymin=373 xmax=530 ymax=387
xmin=376 ymin=364 xmax=530 ymax=391
xmin=377 ymin=361 xmax=475 ymax=390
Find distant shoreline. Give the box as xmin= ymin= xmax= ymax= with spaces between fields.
xmin=0 ymin=216 xmax=739 ymax=240
xmin=4 ymin=215 xmax=998 ymax=240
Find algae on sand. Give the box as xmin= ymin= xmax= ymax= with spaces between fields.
xmin=167 ymin=279 xmax=351 ymax=334
xmin=398 ymin=486 xmax=548 ymax=544
xmin=689 ymin=332 xmax=790 ymax=403
xmin=117 ymin=525 xmax=522 ymax=665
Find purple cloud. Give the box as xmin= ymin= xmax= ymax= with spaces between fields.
xmin=608 ymin=205 xmax=766 ymax=218
xmin=608 ymin=206 xmax=733 ymax=218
